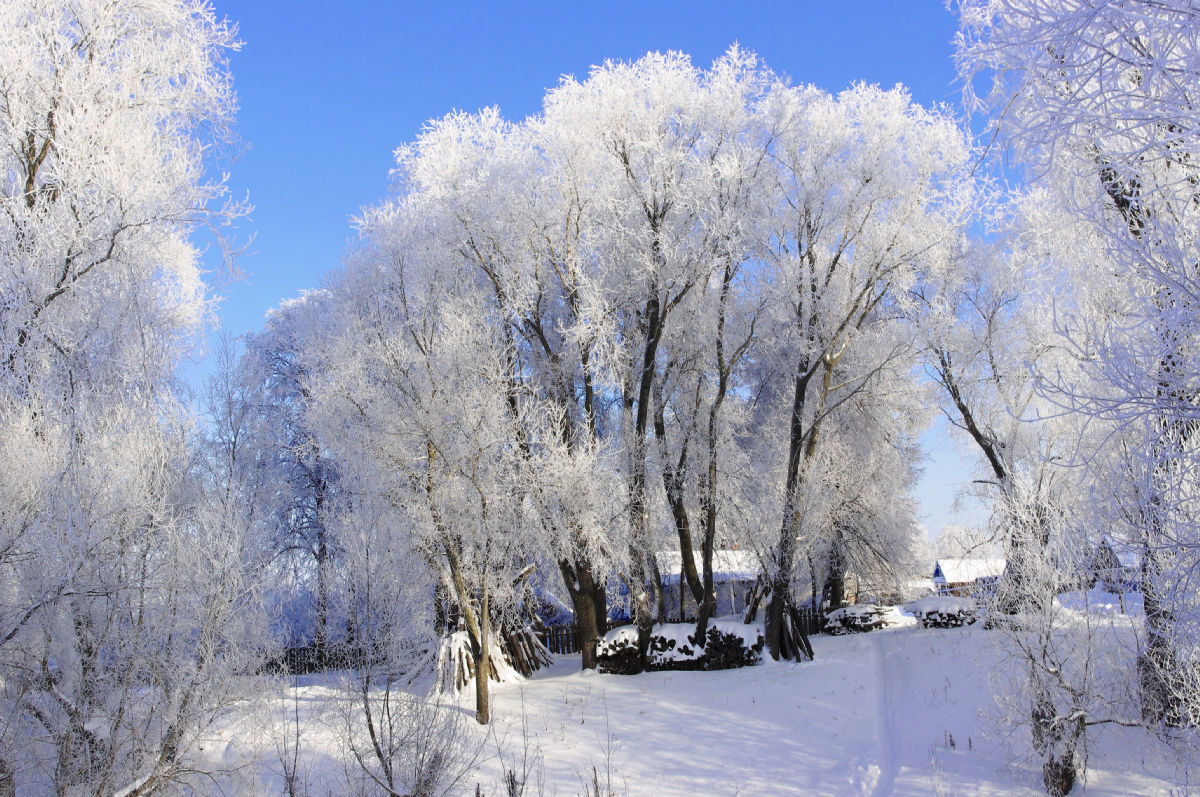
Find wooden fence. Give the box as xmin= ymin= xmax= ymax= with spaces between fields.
xmin=540 ymin=609 xmax=824 ymax=656
xmin=540 ymin=620 xmax=630 ymax=655
xmin=792 ymin=607 xmax=823 ymax=637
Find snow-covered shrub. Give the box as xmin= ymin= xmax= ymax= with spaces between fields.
xmin=597 ymin=622 xmax=764 ymax=673
xmin=824 ymin=604 xmax=888 ymax=634
xmin=907 ymin=596 xmax=977 ymax=629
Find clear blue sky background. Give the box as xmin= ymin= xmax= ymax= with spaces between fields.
xmin=197 ymin=0 xmax=987 ymax=542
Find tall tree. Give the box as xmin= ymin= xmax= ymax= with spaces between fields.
xmin=0 ymin=1 xmax=254 ymax=791
xmin=314 ymin=218 xmax=553 ymax=724
xmin=955 ymin=0 xmax=1200 ymax=730
xmin=918 ymin=195 xmax=1106 ymax=794
xmin=754 ymin=84 xmax=971 ymax=660
xmin=547 ymin=52 xmax=724 ymax=661
xmin=385 ymin=106 xmax=619 ymax=669
xmin=246 ymin=291 xmax=340 ymax=663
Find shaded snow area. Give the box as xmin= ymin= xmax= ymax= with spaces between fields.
xmin=202 ymin=618 xmax=1193 ymax=795
xmin=1057 ymin=585 xmax=1144 ymax=617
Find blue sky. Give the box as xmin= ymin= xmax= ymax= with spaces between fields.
xmin=197 ymin=0 xmax=985 ymax=541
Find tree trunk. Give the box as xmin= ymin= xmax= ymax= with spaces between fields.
xmin=439 ymin=529 xmax=491 ymax=724
xmin=697 ymin=256 xmax=746 ymax=641
xmin=561 ymin=561 xmax=606 ymax=670
xmin=1031 ymin=677 xmax=1084 ymax=797
xmin=823 ymin=544 xmax=847 ymax=613
xmin=653 ymin=377 xmax=704 ymax=621
xmin=766 ymin=363 xmax=816 ymax=660
xmin=694 ymin=397 xmax=721 ymax=639
xmin=1096 ymin=166 xmax=1191 ymax=724
xmin=315 ymin=532 xmax=328 ymax=668
xmin=695 ymin=439 xmax=718 ymax=640
xmin=627 ymin=544 xmax=654 ymax=671
xmin=472 ymin=646 xmax=490 ymax=725
xmin=627 ymin=280 xmax=665 ymax=668
xmin=679 ymin=558 xmax=689 ymax=622
xmin=473 ymin=592 xmax=491 ymax=725
xmin=808 ymin=555 xmax=820 ymax=611
xmin=764 ymin=583 xmax=788 ymax=660
xmin=1138 ymin=542 xmax=1180 ymax=725
xmin=434 ymin=581 xmax=449 ymax=636
xmin=742 ymin=575 xmax=766 ymax=624
xmin=576 ymin=590 xmax=601 ymax=670
xmin=650 ymin=552 xmax=667 ymax=625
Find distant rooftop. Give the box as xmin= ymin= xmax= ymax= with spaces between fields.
xmin=656 ymin=550 xmax=758 ymax=582
xmin=933 ymin=558 xmax=1006 ymax=584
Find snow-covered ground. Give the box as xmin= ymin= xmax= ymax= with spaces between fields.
xmin=204 ymin=611 xmax=1194 ymax=796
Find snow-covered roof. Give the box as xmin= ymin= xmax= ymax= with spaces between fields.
xmin=932 ymin=558 xmax=1006 ymax=584
xmin=655 ymin=549 xmax=758 ymax=582
xmin=907 ymin=595 xmax=976 ymax=615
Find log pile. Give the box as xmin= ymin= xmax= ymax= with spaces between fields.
xmin=440 ymin=626 xmax=553 ymax=692
xmin=502 ymin=625 xmax=553 ymax=677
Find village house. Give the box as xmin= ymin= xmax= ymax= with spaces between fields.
xmin=932 ymin=557 xmax=1006 ymax=597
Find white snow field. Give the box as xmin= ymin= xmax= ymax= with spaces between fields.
xmin=206 ymin=611 xmax=1193 ymax=796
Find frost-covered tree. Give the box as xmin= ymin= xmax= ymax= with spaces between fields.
xmin=536 ymin=48 xmax=797 ymax=655
xmin=533 ymin=53 xmax=967 ymax=664
xmin=955 ymin=0 xmax=1200 ymax=731
xmin=359 ymin=49 xmax=796 ymax=672
xmin=246 ymin=291 xmax=341 ymax=662
xmin=372 ymin=105 xmax=621 ymax=670
xmin=0 ymin=0 xmax=239 ymax=401
xmin=0 ymin=1 xmax=256 ymax=792
xmin=751 ymin=83 xmax=972 ymax=660
xmin=627 ymin=50 xmax=776 ymax=642
xmin=313 ymin=221 xmax=557 ymax=723
xmin=916 ymin=192 xmax=1083 ymax=609
xmin=297 ymin=49 xmax=978 ymax=711
xmin=917 ymin=175 xmax=1145 ymax=796
xmin=542 ymin=51 xmax=747 ymax=660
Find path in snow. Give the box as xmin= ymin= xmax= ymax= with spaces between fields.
xmin=868 ymin=629 xmax=899 ymax=797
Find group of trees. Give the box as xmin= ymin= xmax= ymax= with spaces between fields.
xmin=3 ymin=0 xmax=1200 ymax=793
xmin=294 ymin=49 xmax=973 ymax=720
